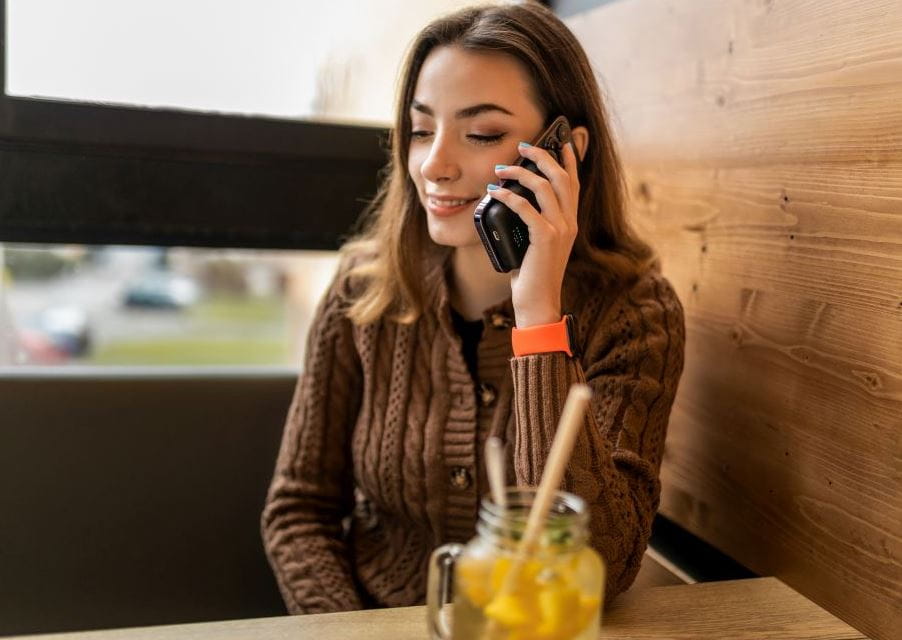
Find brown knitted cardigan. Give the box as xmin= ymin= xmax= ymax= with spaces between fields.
xmin=261 ymin=255 xmax=685 ymax=614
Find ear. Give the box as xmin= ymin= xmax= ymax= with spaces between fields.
xmin=570 ymin=126 xmax=589 ymax=162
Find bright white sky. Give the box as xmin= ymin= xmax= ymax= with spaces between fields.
xmin=6 ymin=0 xmax=472 ymax=126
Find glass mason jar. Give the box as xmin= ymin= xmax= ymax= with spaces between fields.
xmin=427 ymin=488 xmax=605 ymax=640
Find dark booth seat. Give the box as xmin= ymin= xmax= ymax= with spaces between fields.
xmin=0 ymin=367 xmax=295 ymax=636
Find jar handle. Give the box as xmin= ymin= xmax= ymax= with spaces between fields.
xmin=426 ymin=543 xmax=463 ymax=639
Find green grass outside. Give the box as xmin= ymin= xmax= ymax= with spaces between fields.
xmin=190 ymin=296 xmax=285 ymax=323
xmin=90 ymin=337 xmax=287 ymax=365
xmin=89 ymin=296 xmax=290 ymax=365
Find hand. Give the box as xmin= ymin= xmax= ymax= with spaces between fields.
xmin=487 ymin=141 xmax=580 ymax=328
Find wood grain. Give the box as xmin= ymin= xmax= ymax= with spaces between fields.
xmin=15 ymin=578 xmax=865 ymax=640
xmin=569 ymin=0 xmax=902 ymax=167
xmin=566 ymin=2 xmax=902 ymax=640
xmin=601 ymin=578 xmax=867 ymax=639
xmin=14 ymin=606 xmax=425 ymax=640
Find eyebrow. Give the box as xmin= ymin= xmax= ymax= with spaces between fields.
xmin=410 ymin=100 xmax=515 ymax=119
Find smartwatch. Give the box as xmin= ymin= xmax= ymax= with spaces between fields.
xmin=512 ymin=314 xmax=579 ymax=358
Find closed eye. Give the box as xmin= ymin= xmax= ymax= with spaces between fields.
xmin=409 ymin=131 xmax=506 ymax=146
xmin=468 ymin=134 xmax=505 ymax=145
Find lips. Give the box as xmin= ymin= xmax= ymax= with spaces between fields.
xmin=426 ymin=194 xmax=480 ymax=217
xmin=430 ymin=197 xmax=472 ymax=207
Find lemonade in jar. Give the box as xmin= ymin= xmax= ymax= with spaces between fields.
xmin=427 ymin=488 xmax=605 ymax=640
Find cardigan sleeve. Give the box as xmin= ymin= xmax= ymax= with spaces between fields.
xmin=261 ymin=263 xmax=364 ymax=614
xmin=509 ymin=270 xmax=685 ymax=602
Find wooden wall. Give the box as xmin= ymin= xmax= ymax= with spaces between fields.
xmin=566 ymin=2 xmax=902 ymax=639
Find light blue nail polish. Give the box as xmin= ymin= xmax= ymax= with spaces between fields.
xmin=487 ymin=183 xmax=500 ymax=191
xmin=518 ymin=141 xmax=532 ymax=147
xmin=495 ymin=164 xmax=507 ymax=170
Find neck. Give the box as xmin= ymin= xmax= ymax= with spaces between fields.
xmin=449 ymin=244 xmax=511 ymax=321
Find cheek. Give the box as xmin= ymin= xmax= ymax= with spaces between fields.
xmin=407 ymin=149 xmax=423 ymax=185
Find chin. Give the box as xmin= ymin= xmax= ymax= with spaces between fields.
xmin=426 ymin=214 xmax=480 ymax=249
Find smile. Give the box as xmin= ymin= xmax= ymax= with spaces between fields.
xmin=429 ymin=197 xmax=477 ymax=207
xmin=427 ymin=196 xmax=479 ymax=217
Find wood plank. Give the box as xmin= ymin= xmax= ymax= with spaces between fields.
xmin=566 ymin=2 xmax=902 ymax=640
xmin=14 ymin=578 xmax=865 ymax=640
xmin=602 ymin=578 xmax=867 ymax=639
xmin=14 ymin=607 xmax=424 ymax=640
xmin=568 ymin=0 xmax=902 ymax=166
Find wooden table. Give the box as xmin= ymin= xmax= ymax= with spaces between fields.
xmin=21 ymin=578 xmax=867 ymax=640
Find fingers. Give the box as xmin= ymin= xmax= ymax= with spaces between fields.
xmin=562 ymin=141 xmax=581 ymax=196
xmin=517 ymin=142 xmax=577 ymax=211
xmin=494 ymin=141 xmax=580 ymax=232
xmin=494 ymin=164 xmax=562 ymax=227
xmin=485 ymin=184 xmax=554 ymax=240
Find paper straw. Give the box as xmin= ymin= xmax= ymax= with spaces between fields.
xmin=485 ymin=436 xmax=507 ymax=510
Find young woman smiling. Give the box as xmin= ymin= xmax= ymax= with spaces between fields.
xmin=262 ymin=0 xmax=685 ymax=614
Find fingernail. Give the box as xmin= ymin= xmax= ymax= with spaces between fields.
xmin=487 ymin=183 xmax=500 ymax=191
xmin=518 ymin=141 xmax=532 ymax=147
xmin=495 ymin=164 xmax=508 ymax=170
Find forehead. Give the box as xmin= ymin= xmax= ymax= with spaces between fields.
xmin=410 ymin=45 xmax=540 ymax=117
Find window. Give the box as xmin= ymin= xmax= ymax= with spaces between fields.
xmin=0 ymin=1 xmax=479 ymax=368
xmin=7 ymin=0 xmax=474 ymax=125
xmin=0 ymin=243 xmax=340 ymax=367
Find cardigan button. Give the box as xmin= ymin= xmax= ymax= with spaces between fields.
xmin=478 ymin=382 xmax=497 ymax=408
xmin=449 ymin=466 xmax=472 ymax=490
xmin=490 ymin=312 xmax=513 ymax=329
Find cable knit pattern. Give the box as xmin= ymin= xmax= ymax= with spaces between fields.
xmin=261 ymin=257 xmax=685 ymax=613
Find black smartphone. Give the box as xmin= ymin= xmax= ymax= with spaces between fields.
xmin=474 ymin=115 xmax=573 ymax=273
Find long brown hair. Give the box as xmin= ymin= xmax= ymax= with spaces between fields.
xmin=342 ymin=0 xmax=654 ymax=325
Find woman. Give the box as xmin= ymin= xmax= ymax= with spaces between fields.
xmin=262 ymin=0 xmax=685 ymax=614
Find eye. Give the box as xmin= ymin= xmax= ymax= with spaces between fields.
xmin=410 ymin=130 xmax=432 ymax=139
xmin=468 ymin=133 xmax=505 ymax=145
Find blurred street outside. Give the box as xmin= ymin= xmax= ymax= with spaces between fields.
xmin=1 ymin=245 xmax=339 ymax=366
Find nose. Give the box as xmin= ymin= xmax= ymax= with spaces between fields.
xmin=419 ymin=132 xmax=461 ymax=183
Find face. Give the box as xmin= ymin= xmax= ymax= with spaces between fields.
xmin=407 ymin=45 xmax=545 ymax=249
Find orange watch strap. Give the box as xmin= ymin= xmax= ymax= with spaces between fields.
xmin=511 ymin=315 xmax=575 ymax=357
